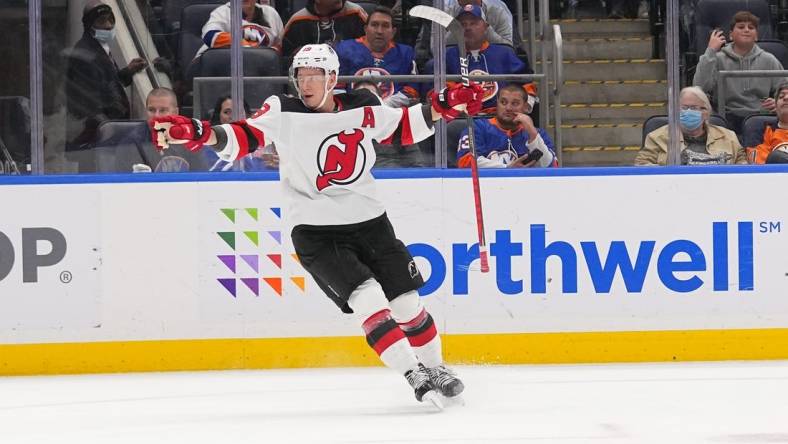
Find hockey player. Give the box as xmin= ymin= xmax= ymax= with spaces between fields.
xmin=150 ymin=44 xmax=483 ymax=408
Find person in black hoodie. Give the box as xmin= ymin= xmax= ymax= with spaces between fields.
xmin=280 ymin=0 xmax=367 ymax=57
xmin=65 ymin=0 xmax=147 ymax=164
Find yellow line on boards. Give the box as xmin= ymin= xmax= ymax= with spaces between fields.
xmin=3 ymin=329 xmax=788 ymax=376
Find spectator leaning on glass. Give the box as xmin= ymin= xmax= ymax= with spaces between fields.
xmin=636 ymin=86 xmax=747 ymax=166
xmin=457 ymin=83 xmax=556 ymax=168
xmin=746 ymin=82 xmax=788 ymax=164
xmin=693 ymin=11 xmax=785 ymax=135
xmin=65 ymin=0 xmax=147 ymax=153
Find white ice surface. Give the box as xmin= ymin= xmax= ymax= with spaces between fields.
xmin=1 ymin=361 xmax=787 ymax=444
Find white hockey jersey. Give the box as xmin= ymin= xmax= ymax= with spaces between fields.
xmin=214 ymin=89 xmax=435 ymax=226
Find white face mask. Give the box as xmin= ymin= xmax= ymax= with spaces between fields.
xmin=93 ymin=27 xmax=115 ymax=44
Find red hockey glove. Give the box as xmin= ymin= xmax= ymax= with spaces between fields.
xmin=430 ymin=82 xmax=484 ymax=122
xmin=149 ymin=115 xmax=212 ymax=151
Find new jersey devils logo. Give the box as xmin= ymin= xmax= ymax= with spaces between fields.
xmin=315 ymin=129 xmax=367 ymax=191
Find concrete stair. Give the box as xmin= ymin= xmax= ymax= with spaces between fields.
xmin=533 ymin=18 xmax=667 ymax=167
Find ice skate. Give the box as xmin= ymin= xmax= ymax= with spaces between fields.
xmin=427 ymin=364 xmax=465 ymax=398
xmin=405 ymin=363 xmax=443 ymax=410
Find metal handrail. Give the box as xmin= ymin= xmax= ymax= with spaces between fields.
xmin=552 ymin=24 xmax=563 ymax=166
xmin=194 ymin=73 xmax=545 ymax=85
xmin=716 ymin=70 xmax=788 ymax=117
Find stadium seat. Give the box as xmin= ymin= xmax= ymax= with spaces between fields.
xmin=93 ymin=120 xmax=211 ymax=173
xmin=196 ymin=47 xmax=282 ymax=77
xmin=164 ymin=0 xmax=224 ymax=34
xmin=0 ymin=96 xmax=31 ymax=165
xmin=178 ymin=3 xmax=224 ymax=73
xmin=740 ymin=113 xmax=777 ymax=148
xmin=641 ymin=114 xmax=730 ymax=147
xmin=192 ymin=76 xmax=284 ymax=119
xmin=756 ymin=39 xmax=788 ymax=68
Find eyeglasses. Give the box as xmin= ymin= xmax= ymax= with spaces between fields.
xmin=680 ymin=105 xmax=708 ymax=111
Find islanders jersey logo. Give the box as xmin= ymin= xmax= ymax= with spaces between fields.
xmin=353 ymin=67 xmax=395 ymax=98
xmin=315 ymin=129 xmax=367 ymax=191
xmin=470 ymin=68 xmax=498 ymax=102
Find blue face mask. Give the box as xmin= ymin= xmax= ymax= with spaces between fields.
xmin=93 ymin=27 xmax=115 ymax=44
xmin=679 ymin=109 xmax=704 ymax=131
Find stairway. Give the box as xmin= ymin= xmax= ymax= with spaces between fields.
xmin=534 ymin=18 xmax=667 ymax=167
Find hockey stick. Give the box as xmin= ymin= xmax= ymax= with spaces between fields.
xmin=409 ymin=5 xmax=490 ymax=273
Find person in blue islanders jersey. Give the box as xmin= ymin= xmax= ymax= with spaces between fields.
xmin=335 ymin=6 xmax=420 ymax=108
xmin=149 ymin=44 xmax=483 ymax=409
xmin=458 ymin=83 xmax=557 ymax=168
xmin=444 ymin=4 xmax=536 ymax=114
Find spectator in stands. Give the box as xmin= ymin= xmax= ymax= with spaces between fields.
xmin=196 ymin=0 xmax=284 ymax=59
xmin=693 ymin=11 xmax=785 ymax=135
xmin=335 ymin=6 xmax=419 ymax=108
xmin=206 ymin=96 xmax=277 ymax=170
xmin=608 ymin=0 xmax=648 ymax=19
xmin=415 ymin=0 xmax=513 ymax=66
xmin=281 ymin=0 xmax=368 ymax=57
xmin=209 ymin=95 xmax=252 ymax=125
xmin=635 ymin=86 xmax=746 ymax=166
xmin=746 ymin=82 xmax=788 ymax=164
xmin=457 ymin=83 xmax=556 ymax=168
xmin=144 ymin=88 xmax=212 ymax=172
xmin=65 ymin=0 xmax=147 ymax=155
xmin=145 ymin=87 xmax=179 ymax=119
xmin=440 ymin=5 xmax=535 ymax=114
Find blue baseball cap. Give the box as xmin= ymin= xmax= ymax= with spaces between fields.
xmin=456 ymin=4 xmax=486 ymax=21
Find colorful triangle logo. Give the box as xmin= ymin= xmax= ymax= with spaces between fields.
xmin=218 ymin=278 xmax=237 ymax=297
xmin=267 ymin=254 xmax=282 ymax=269
xmin=270 ymin=207 xmax=281 ymax=218
xmin=217 ymin=255 xmax=236 ymax=273
xmin=217 ymin=232 xmax=236 ymax=250
xmin=241 ymin=278 xmax=259 ymax=296
xmin=220 ymin=209 xmax=236 ymax=223
xmin=267 ymin=231 xmax=282 ymax=245
xmin=240 ymin=255 xmax=259 ymax=273
xmin=245 ymin=208 xmax=258 ymax=221
xmin=290 ymin=276 xmax=305 ymax=291
xmin=244 ymin=231 xmax=259 ymax=246
xmin=263 ymin=277 xmax=282 ymax=296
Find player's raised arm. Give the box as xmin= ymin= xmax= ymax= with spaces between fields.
xmin=149 ymin=98 xmax=278 ymax=162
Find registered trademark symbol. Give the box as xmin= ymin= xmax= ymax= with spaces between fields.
xmin=60 ymin=271 xmax=72 ymax=284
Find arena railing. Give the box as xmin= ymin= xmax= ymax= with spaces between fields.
xmin=716 ymin=70 xmax=788 ymax=118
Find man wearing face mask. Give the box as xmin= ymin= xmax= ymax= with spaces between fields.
xmin=65 ymin=0 xmax=147 ymax=167
xmin=635 ymin=86 xmax=747 ymax=166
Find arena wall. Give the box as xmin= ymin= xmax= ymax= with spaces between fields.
xmin=1 ymin=167 xmax=788 ymax=375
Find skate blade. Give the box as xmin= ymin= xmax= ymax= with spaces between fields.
xmin=422 ymin=390 xmax=444 ymax=411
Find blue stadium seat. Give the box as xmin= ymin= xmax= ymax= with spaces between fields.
xmin=641 ymin=114 xmax=730 ymax=147
xmin=178 ymin=3 xmax=224 ymax=73
xmin=740 ymin=113 xmax=777 ymax=148
xmin=756 ymin=39 xmax=788 ymax=68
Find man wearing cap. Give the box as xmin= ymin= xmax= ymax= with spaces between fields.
xmin=440 ymin=4 xmax=535 ymax=114
xmin=65 ymin=0 xmax=147 ymax=164
xmin=456 ymin=83 xmax=556 ymax=168
xmin=415 ymin=0 xmax=513 ymax=66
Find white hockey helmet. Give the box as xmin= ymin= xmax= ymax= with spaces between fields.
xmin=290 ymin=44 xmax=340 ymax=76
xmin=289 ymin=44 xmax=340 ymax=109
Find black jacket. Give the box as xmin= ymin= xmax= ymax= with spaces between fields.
xmin=281 ymin=0 xmax=367 ymax=57
xmin=65 ymin=33 xmax=133 ymax=148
